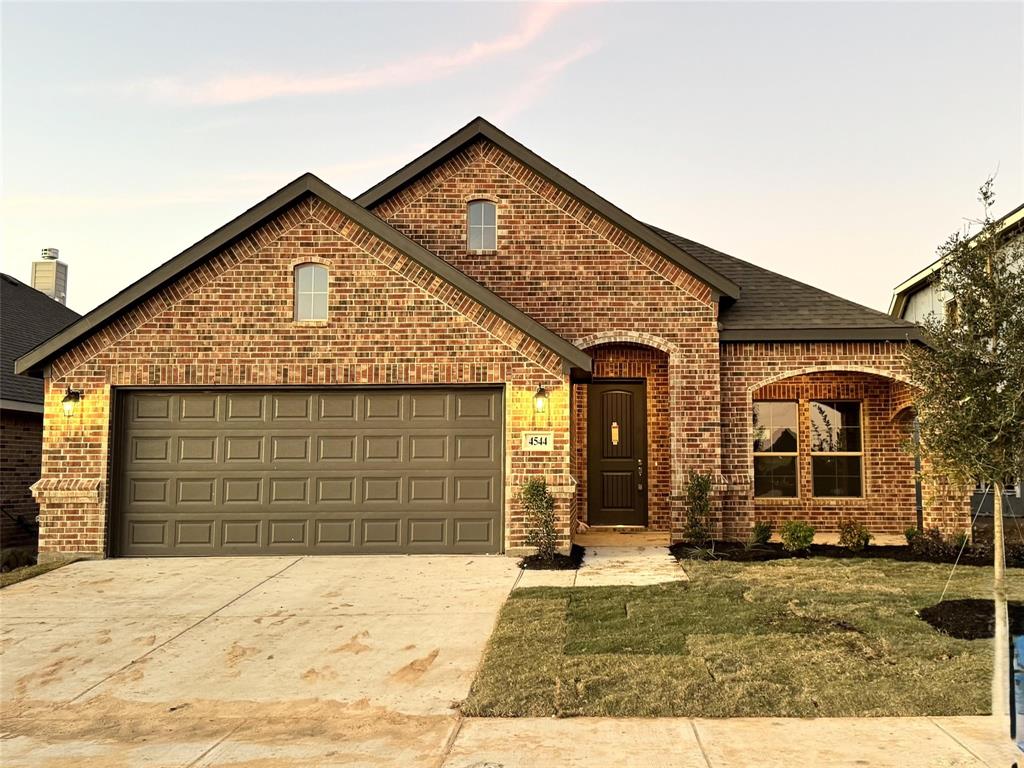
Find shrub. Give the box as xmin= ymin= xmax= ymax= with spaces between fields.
xmin=906 ymin=527 xmax=968 ymax=560
xmin=837 ymin=518 xmax=873 ymax=552
xmin=683 ymin=472 xmax=714 ymax=544
xmin=520 ymin=478 xmax=557 ymax=561
xmin=780 ymin=520 xmax=815 ymax=552
xmin=904 ymin=526 xmax=921 ymax=546
xmin=750 ymin=520 xmax=773 ymax=546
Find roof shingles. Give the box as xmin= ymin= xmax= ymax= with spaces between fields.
xmin=650 ymin=226 xmax=920 ymax=342
xmin=1 ymin=274 xmax=80 ymax=405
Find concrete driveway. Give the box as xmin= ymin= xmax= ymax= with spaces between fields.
xmin=0 ymin=555 xmax=520 ymax=767
xmin=2 ymin=556 xmax=1018 ymax=767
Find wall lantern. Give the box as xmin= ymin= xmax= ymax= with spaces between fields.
xmin=533 ymin=386 xmax=549 ymax=414
xmin=61 ymin=387 xmax=83 ymax=418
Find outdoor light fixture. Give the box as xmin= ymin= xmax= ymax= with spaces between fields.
xmin=61 ymin=387 xmax=83 ymax=418
xmin=533 ymin=385 xmax=549 ymax=414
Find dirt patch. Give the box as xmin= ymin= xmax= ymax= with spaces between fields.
xmin=225 ymin=642 xmax=260 ymax=667
xmin=520 ymin=544 xmax=585 ymax=571
xmin=331 ymin=630 xmax=371 ymax=654
xmin=669 ymin=540 xmax=1023 ymax=567
xmin=0 ymin=694 xmax=455 ymax=761
xmin=391 ymin=649 xmax=439 ymax=682
xmin=918 ymin=598 xmax=1024 ymax=640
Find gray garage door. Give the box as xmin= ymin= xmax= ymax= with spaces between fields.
xmin=113 ymin=388 xmax=503 ymax=556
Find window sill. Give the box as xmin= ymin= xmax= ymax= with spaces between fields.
xmin=294 ymin=319 xmax=329 ymax=326
xmin=466 ymin=249 xmax=498 ymax=256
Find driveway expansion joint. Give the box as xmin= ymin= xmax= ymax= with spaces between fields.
xmin=62 ymin=556 xmax=305 ymax=706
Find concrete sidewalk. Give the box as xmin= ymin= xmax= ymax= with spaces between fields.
xmin=442 ymin=716 xmax=1017 ymax=768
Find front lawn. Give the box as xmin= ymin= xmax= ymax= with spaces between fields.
xmin=463 ymin=557 xmax=1022 ymax=718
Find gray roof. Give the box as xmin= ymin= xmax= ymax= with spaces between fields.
xmin=650 ymin=227 xmax=921 ymax=342
xmin=15 ymin=175 xmax=591 ymax=377
xmin=1 ymin=274 xmax=80 ymax=405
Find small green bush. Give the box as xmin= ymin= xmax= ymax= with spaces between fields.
xmin=520 ymin=478 xmax=557 ymax=561
xmin=780 ymin=520 xmax=815 ymax=552
xmin=750 ymin=521 xmax=773 ymax=546
xmin=904 ymin=526 xmax=920 ymax=546
xmin=837 ymin=518 xmax=872 ymax=552
xmin=683 ymin=472 xmax=713 ymax=544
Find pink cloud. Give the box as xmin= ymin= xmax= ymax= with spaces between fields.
xmin=130 ymin=4 xmax=574 ymax=106
xmin=493 ymin=40 xmax=601 ymax=122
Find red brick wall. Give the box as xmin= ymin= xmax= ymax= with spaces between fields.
xmin=370 ymin=139 xmax=723 ymax=531
xmin=572 ymin=344 xmax=672 ymax=530
xmin=0 ymin=409 xmax=42 ymax=549
xmin=719 ymin=342 xmax=970 ymax=539
xmin=36 ymin=196 xmax=574 ymax=559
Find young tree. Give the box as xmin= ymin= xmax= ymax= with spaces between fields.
xmin=907 ymin=180 xmax=1024 ymax=718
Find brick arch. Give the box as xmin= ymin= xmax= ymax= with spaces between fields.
xmin=574 ymin=330 xmax=679 ymax=357
xmin=748 ymin=364 xmax=914 ymax=394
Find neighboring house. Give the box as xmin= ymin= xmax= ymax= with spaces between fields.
xmin=889 ymin=202 xmax=1024 ymax=528
xmin=15 ymin=118 xmax=970 ymax=561
xmin=1 ymin=274 xmax=80 ymax=551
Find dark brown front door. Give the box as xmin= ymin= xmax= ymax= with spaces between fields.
xmin=587 ymin=381 xmax=647 ymax=526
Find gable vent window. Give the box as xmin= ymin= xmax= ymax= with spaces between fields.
xmin=468 ymin=200 xmax=497 ymax=251
xmin=295 ymin=263 xmax=328 ymax=321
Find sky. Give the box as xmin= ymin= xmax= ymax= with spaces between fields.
xmin=2 ymin=1 xmax=1022 ymax=316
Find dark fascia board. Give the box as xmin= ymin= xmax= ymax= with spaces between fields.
xmin=355 ymin=117 xmax=742 ymax=301
xmin=719 ymin=326 xmax=924 ymax=343
xmin=16 ymin=173 xmax=591 ymax=376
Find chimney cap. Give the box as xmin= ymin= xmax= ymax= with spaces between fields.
xmin=40 ymin=247 xmax=60 ymax=260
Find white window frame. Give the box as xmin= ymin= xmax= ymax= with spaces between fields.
xmin=752 ymin=400 xmax=799 ymax=499
xmin=294 ymin=263 xmax=329 ymax=321
xmin=809 ymin=400 xmax=865 ymax=499
xmin=467 ymin=200 xmax=497 ymax=252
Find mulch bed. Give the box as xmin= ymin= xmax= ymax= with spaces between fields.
xmin=519 ymin=544 xmax=585 ymax=571
xmin=668 ymin=540 xmax=1024 ymax=568
xmin=918 ymin=598 xmax=1024 ymax=640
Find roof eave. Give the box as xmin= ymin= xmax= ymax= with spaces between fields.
xmin=355 ymin=117 xmax=741 ymax=301
xmin=719 ymin=326 xmax=923 ymax=343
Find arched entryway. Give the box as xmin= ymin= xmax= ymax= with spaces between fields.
xmin=572 ymin=340 xmax=673 ymax=531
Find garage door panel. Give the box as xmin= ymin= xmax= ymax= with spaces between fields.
xmin=133 ymin=395 xmax=173 ymax=422
xmin=115 ymin=387 xmax=503 ymax=556
xmin=226 ymin=393 xmax=266 ymax=422
xmin=131 ymin=436 xmax=172 ymax=463
xmin=363 ymin=434 xmax=403 ymax=461
xmin=272 ymin=394 xmax=313 ymax=421
xmin=179 ymin=435 xmax=217 ymax=462
xmin=180 ymin=393 xmax=218 ymax=421
xmin=318 ymin=435 xmax=356 ymax=461
xmin=225 ymin=435 xmax=265 ymax=463
xmin=319 ymin=393 xmax=357 ymax=421
xmin=364 ymin=393 xmax=403 ymax=421
xmin=271 ymin=435 xmax=311 ymax=461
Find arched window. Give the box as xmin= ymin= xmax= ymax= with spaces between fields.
xmin=294 ymin=263 xmax=328 ymax=321
xmin=467 ymin=200 xmax=497 ymax=251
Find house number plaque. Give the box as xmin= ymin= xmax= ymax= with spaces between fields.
xmin=522 ymin=432 xmax=554 ymax=451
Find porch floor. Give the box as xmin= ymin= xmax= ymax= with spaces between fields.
xmin=517 ymin=530 xmax=684 ymax=589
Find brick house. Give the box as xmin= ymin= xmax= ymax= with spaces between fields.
xmin=1 ymin=274 xmax=80 ymax=553
xmin=15 ymin=118 xmax=969 ymax=561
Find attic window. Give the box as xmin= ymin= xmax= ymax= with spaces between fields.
xmin=295 ymin=263 xmax=328 ymax=321
xmin=468 ymin=200 xmax=497 ymax=251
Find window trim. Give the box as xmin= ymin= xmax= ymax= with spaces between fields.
xmin=467 ymin=199 xmax=497 ymax=252
xmin=752 ymin=399 xmax=800 ymax=499
xmin=809 ymin=399 xmax=865 ymax=499
xmin=294 ymin=262 xmax=329 ymax=322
